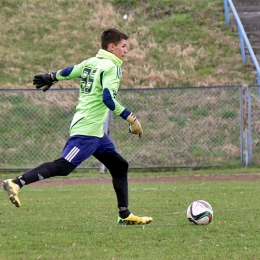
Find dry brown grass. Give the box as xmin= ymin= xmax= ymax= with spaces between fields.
xmin=0 ymin=0 xmax=256 ymax=89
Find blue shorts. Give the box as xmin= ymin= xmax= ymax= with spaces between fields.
xmin=61 ymin=134 xmax=118 ymax=166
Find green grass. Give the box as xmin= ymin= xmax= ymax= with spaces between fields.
xmin=1 ymin=169 xmax=260 ymax=259
xmin=1 ymin=165 xmax=260 ymax=177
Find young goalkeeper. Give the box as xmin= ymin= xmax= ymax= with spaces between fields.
xmin=2 ymin=28 xmax=152 ymax=226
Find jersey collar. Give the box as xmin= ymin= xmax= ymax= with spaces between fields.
xmin=96 ymin=49 xmax=123 ymax=67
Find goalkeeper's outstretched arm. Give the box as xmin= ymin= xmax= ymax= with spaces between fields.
xmin=33 ymin=61 xmax=86 ymax=91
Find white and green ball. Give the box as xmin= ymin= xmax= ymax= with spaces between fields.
xmin=187 ymin=200 xmax=213 ymax=225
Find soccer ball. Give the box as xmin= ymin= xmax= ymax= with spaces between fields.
xmin=187 ymin=200 xmax=213 ymax=225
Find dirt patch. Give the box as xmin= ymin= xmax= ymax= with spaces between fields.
xmin=29 ymin=174 xmax=260 ymax=187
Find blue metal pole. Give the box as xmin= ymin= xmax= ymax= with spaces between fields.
xmin=238 ymin=27 xmax=246 ymax=63
xmin=223 ymin=0 xmax=230 ymax=25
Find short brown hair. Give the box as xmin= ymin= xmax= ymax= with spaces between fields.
xmin=101 ymin=28 xmax=128 ymax=49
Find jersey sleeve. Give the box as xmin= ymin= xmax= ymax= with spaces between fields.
xmin=54 ymin=60 xmax=87 ymax=80
xmin=102 ymin=65 xmax=131 ymax=118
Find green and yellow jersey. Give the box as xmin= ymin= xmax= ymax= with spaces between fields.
xmin=53 ymin=49 xmax=131 ymax=137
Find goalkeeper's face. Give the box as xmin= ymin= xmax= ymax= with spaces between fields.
xmin=109 ymin=39 xmax=128 ymax=60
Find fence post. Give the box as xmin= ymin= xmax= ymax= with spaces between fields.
xmin=242 ymin=84 xmax=249 ymax=165
xmin=239 ymin=86 xmax=244 ymax=165
xmin=247 ymin=86 xmax=252 ymax=164
xmin=99 ymin=111 xmax=111 ymax=174
xmin=242 ymin=84 xmax=253 ymax=165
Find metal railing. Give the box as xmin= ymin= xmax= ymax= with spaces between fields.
xmin=223 ymin=0 xmax=260 ymax=85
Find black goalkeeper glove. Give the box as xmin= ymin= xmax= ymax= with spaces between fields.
xmin=33 ymin=73 xmax=57 ymax=92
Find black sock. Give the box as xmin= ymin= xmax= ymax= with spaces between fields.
xmin=13 ymin=162 xmax=57 ymax=188
xmin=12 ymin=178 xmax=24 ymax=189
xmin=119 ymin=207 xmax=131 ymax=219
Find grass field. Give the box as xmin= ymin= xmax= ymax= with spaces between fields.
xmin=1 ymin=0 xmax=259 ymax=258
xmin=1 ymin=169 xmax=260 ymax=260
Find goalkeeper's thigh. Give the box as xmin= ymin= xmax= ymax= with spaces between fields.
xmin=93 ymin=152 xmax=128 ymax=178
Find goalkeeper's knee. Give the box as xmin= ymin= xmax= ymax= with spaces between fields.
xmin=53 ymin=157 xmax=76 ymax=176
xmin=108 ymin=155 xmax=128 ymax=178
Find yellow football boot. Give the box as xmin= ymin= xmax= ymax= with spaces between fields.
xmin=117 ymin=213 xmax=153 ymax=225
xmin=2 ymin=179 xmax=21 ymax=207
